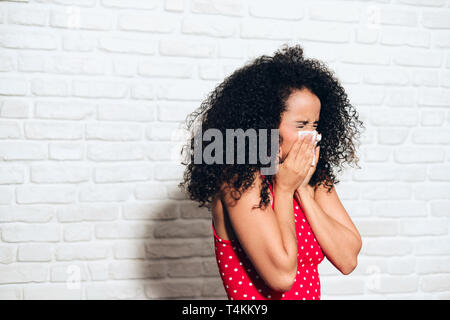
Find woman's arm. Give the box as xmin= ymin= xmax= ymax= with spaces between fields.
xmin=294 ymin=184 xmax=362 ymax=275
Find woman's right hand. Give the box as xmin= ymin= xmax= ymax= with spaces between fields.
xmin=273 ymin=133 xmax=316 ymax=194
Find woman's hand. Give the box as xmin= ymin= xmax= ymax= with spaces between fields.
xmin=273 ymin=133 xmax=318 ymax=195
xmin=296 ymin=142 xmax=320 ymax=201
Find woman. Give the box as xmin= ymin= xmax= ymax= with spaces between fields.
xmin=179 ymin=44 xmax=364 ymax=300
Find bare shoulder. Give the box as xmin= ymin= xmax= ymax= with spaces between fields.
xmin=219 ymin=171 xmax=263 ymax=207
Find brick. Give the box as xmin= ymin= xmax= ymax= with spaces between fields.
xmin=130 ymin=83 xmax=156 ymax=100
xmin=421 ymin=274 xmax=450 ymax=292
xmin=416 ymin=257 xmax=450 ymax=274
xmin=352 ymin=164 xmax=397 ymax=182
xmin=153 ymin=220 xmax=212 ymax=238
xmin=95 ymin=222 xmax=154 ymax=239
xmin=1 ymin=224 xmax=60 ymax=242
xmin=399 ymin=218 xmax=448 ymax=236
xmin=394 ymin=147 xmax=445 ymax=163
xmin=16 ymin=185 xmax=76 ymax=204
xmin=430 ymin=200 xmax=450 ymax=217
xmin=367 ymin=275 xmax=419 ymax=293
xmin=63 ymin=224 xmax=92 ymax=242
xmin=381 ymin=28 xmax=430 ymax=48
xmin=35 ymin=101 xmax=95 ymax=120
xmin=62 ymin=34 xmax=96 ymax=52
xmin=144 ymin=280 xmax=203 ymax=298
xmin=102 ymin=0 xmax=158 ymax=10
xmin=145 ymin=240 xmax=213 ymax=259
xmin=50 ymin=263 xmax=88 ymax=282
xmin=0 ymin=205 xmax=55 ymax=222
xmin=0 ymin=286 xmax=21 ymax=299
xmin=118 ymin=14 xmax=176 ymax=33
xmin=153 ymin=163 xmax=185 ymax=181
xmin=79 ymin=184 xmax=133 ymax=202
xmin=377 ymin=128 xmax=409 ymax=145
xmin=413 ymin=69 xmax=439 ymax=87
xmin=362 ymin=238 xmax=413 ymax=256
xmin=109 ymin=261 xmax=166 ymax=280
xmin=30 ymin=78 xmax=68 ymax=97
xmin=0 ymin=121 xmax=21 ymax=138
xmin=191 ymin=0 xmax=244 ymax=17
xmin=309 ymin=3 xmax=359 ymax=22
xmin=87 ymin=143 xmax=145 ymax=161
xmin=165 ymin=0 xmax=184 ymax=12
xmin=159 ymin=38 xmax=216 ymax=58
xmin=398 ymin=0 xmax=446 ymax=6
xmin=98 ymin=103 xmax=156 ymax=122
xmin=0 ymin=100 xmax=30 ymax=118
xmin=135 ymin=182 xmax=168 ymax=200
xmin=24 ymin=121 xmax=83 ymax=140
xmin=387 ymin=257 xmax=416 ymax=275
xmin=354 ymin=219 xmax=398 ymax=237
xmin=321 ymin=277 xmax=365 ymax=295
xmin=85 ymin=282 xmax=145 ymax=299
xmin=422 ymin=10 xmax=450 ymax=29
xmin=0 ymin=32 xmax=57 ymax=50
xmin=73 ymin=80 xmax=127 ymax=98
xmin=99 ymin=36 xmax=156 ymax=55
xmin=364 ymin=67 xmax=411 ymax=85
xmin=87 ymin=261 xmax=109 ymax=281
xmin=241 ymin=20 xmax=295 ymax=41
xmin=57 ymin=204 xmax=118 ymax=222
xmin=0 ymin=264 xmax=47 ymax=284
xmin=122 ymin=202 xmax=179 ymax=220
xmin=420 ymin=109 xmax=446 ymax=126
xmin=17 ymin=244 xmax=53 ymax=262
xmin=86 ymin=123 xmax=143 ymax=141
xmin=377 ymin=8 xmax=418 ymax=27
xmin=23 ymin=285 xmax=82 ymax=299
xmin=0 ymin=165 xmax=24 ymax=184
xmin=418 ymin=88 xmax=450 ymax=107
xmin=31 ymin=163 xmax=90 ymax=183
xmin=360 ymin=183 xmax=412 ymax=200
xmin=0 ymin=187 xmax=13 ymax=205
xmin=113 ymin=241 xmax=146 ymax=259
xmin=413 ymin=237 xmax=450 ymax=255
xmin=248 ymin=0 xmax=304 ymax=20
xmin=55 ymin=243 xmax=110 ymax=261
xmin=50 ymin=10 xmax=111 ymax=30
xmin=182 ymin=16 xmax=237 ymax=38
xmin=411 ymin=128 xmax=450 ymax=144
xmin=0 ymin=246 xmax=15 ymax=264
xmin=0 ymin=77 xmax=28 ymax=95
xmin=138 ymin=60 xmax=192 ymax=78
xmin=0 ymin=54 xmax=14 ymax=72
xmin=8 ymin=7 xmax=48 ymax=26
xmin=414 ymin=183 xmax=450 ymax=200
xmin=157 ymin=80 xmax=215 ymax=101
xmin=49 ymin=142 xmax=84 ymax=160
xmin=94 ymin=164 xmax=152 ymax=183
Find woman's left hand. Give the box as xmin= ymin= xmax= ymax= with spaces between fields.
xmin=295 ymin=144 xmax=320 ymax=201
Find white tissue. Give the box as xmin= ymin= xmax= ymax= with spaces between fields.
xmin=298 ymin=131 xmax=321 ymax=165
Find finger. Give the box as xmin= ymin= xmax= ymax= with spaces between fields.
xmin=285 ymin=134 xmax=306 ymax=164
xmin=294 ymin=133 xmax=314 ymax=164
xmin=312 ymin=145 xmax=320 ymax=167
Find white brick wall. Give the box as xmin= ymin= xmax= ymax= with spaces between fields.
xmin=0 ymin=0 xmax=449 ymax=300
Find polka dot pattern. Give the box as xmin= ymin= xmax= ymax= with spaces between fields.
xmin=213 ymin=176 xmax=324 ymax=300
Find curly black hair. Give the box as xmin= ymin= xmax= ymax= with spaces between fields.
xmin=178 ymin=43 xmax=365 ymax=211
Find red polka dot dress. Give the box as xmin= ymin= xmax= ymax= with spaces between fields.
xmin=212 ymin=177 xmax=325 ymax=300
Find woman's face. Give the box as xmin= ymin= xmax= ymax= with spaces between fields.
xmin=278 ymin=87 xmax=321 ymax=162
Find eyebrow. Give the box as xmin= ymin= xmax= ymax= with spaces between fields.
xmin=296 ymin=120 xmax=319 ymax=124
